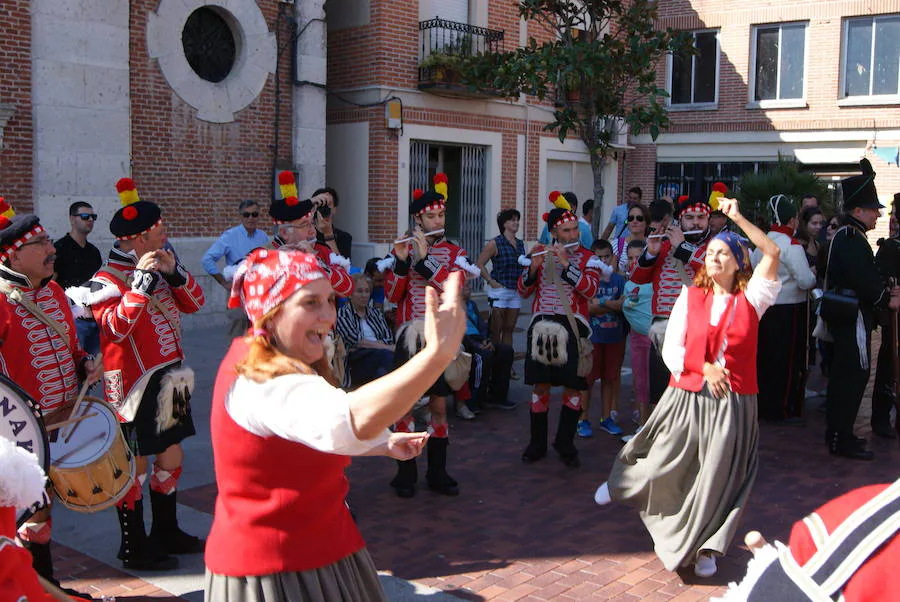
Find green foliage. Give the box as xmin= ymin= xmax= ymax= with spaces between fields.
xmin=735 ymin=155 xmax=832 ymax=229
xmin=456 ymin=0 xmax=694 ymax=159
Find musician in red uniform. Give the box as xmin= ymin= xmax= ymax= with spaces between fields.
xmin=0 ymin=201 xmax=101 ymax=597
xmin=518 ymin=194 xmax=603 ymax=468
xmin=85 ymin=179 xmax=205 ymax=570
xmin=381 ymin=174 xmax=480 ymax=498
xmin=271 ymin=171 xmax=353 ymax=298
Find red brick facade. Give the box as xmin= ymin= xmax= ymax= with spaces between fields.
xmin=0 ymin=0 xmax=34 ymax=213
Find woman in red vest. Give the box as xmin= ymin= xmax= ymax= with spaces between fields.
xmin=594 ymin=198 xmax=781 ymax=579
xmin=205 ymin=248 xmax=466 ymax=601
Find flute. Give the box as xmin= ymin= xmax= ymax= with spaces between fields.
xmin=394 ymin=229 xmax=445 ymax=244
xmin=530 ymin=242 xmax=580 ymax=257
xmin=648 ymin=229 xmax=705 ymax=239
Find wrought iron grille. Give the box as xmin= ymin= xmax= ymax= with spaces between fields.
xmin=419 ymin=18 xmax=504 ymax=63
xmin=182 ymin=7 xmax=236 ymax=83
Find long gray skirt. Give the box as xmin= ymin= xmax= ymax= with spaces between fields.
xmin=607 ymin=385 xmax=759 ymax=571
xmin=205 ymin=548 xmax=388 ymax=602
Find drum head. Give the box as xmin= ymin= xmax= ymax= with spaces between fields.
xmin=50 ymin=399 xmax=118 ymax=469
xmin=0 ymin=374 xmax=50 ymax=527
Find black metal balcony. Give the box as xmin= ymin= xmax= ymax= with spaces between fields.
xmin=418 ymin=18 xmax=505 ymax=99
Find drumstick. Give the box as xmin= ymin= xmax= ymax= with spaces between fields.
xmin=45 ymin=412 xmax=97 ymax=432
xmin=63 ymin=353 xmax=102 ymax=442
xmin=52 ymin=433 xmax=105 ymax=465
xmin=530 ymin=242 xmax=580 ymax=257
xmin=394 ymin=229 xmax=445 ymax=244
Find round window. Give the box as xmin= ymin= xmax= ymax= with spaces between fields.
xmin=181 ymin=7 xmax=236 ymax=83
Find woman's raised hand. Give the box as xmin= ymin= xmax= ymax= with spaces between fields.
xmin=424 ymin=271 xmax=467 ymax=363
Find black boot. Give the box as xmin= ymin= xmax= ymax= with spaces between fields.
xmin=426 ymin=438 xmax=459 ymax=496
xmin=552 ymin=406 xmax=581 ymax=468
xmin=389 ymin=459 xmax=417 ymax=498
xmin=871 ymin=383 xmax=897 ymax=439
xmin=826 ymin=430 xmax=874 ymax=461
xmin=521 ymin=411 xmax=548 ymax=464
xmin=149 ymin=490 xmax=205 ymax=554
xmin=21 ymin=541 xmax=95 ymax=600
xmin=116 ymin=500 xmax=179 ymax=570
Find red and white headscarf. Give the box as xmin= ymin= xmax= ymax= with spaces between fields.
xmin=228 ymin=248 xmax=327 ymax=326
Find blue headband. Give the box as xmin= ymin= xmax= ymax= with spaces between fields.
xmin=713 ymin=231 xmax=751 ymax=271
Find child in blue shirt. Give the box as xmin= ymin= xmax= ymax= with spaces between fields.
xmin=578 ymin=239 xmax=627 ymax=438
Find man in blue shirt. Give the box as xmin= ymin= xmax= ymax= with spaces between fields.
xmin=202 ymin=200 xmax=270 ymax=290
xmin=601 ymin=186 xmax=642 ymax=241
xmin=539 ymin=192 xmax=593 ymax=248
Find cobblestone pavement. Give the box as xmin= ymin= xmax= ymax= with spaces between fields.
xmin=51 ymin=319 xmax=896 ymax=601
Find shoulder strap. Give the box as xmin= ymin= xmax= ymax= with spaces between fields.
xmin=546 ymin=251 xmax=584 ymax=344
xmin=101 ymin=266 xmax=181 ymax=342
xmin=823 ymin=226 xmax=851 ymax=291
xmin=0 ymin=280 xmax=70 ymax=343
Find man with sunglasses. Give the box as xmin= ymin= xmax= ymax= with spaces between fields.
xmin=201 ymin=200 xmax=270 ymax=292
xmin=54 ymin=202 xmax=104 ymax=355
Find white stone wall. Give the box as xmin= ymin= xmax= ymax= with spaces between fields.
xmin=31 ymin=0 xmax=132 ymax=237
xmin=293 ymin=0 xmax=328 ymax=198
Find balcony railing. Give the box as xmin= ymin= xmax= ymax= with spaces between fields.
xmin=418 ymin=18 xmax=505 ymax=98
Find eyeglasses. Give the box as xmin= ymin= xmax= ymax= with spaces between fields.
xmin=827 ymin=223 xmax=839 ymax=229
xmin=75 ymin=213 xmax=98 ymax=221
xmin=242 ymin=212 xmax=260 ymax=218
xmin=627 ymin=215 xmax=645 ymax=223
xmin=20 ymin=237 xmax=53 ymax=248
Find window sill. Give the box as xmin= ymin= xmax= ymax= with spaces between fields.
xmin=837 ymin=96 xmax=900 ymax=107
xmin=667 ymin=103 xmax=718 ymax=112
xmin=746 ymin=99 xmax=807 ymax=110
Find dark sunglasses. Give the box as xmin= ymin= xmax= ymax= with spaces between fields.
xmin=627 ymin=214 xmax=646 ymax=223
xmin=75 ymin=213 xmax=98 ymax=221
xmin=827 ymin=223 xmax=838 ymax=229
xmin=242 ymin=212 xmax=260 ymax=218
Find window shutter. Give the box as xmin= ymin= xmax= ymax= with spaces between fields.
xmin=424 ymin=0 xmax=469 ymax=24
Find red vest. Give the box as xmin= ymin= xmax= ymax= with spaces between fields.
xmin=205 ymin=338 xmax=365 ymax=576
xmin=671 ymin=287 xmax=759 ymax=395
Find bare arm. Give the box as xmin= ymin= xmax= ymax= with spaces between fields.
xmin=476 ymin=239 xmax=500 ymax=286
xmin=719 ymin=198 xmax=780 ymax=281
xmin=347 ymin=272 xmax=466 ymax=440
xmin=601 ymin=222 xmax=615 ymax=241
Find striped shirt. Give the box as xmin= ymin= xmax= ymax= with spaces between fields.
xmin=335 ymin=303 xmax=394 ymax=350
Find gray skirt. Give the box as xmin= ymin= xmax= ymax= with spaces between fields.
xmin=205 ymin=548 xmax=388 ymax=602
xmin=607 ymin=384 xmax=759 ymax=571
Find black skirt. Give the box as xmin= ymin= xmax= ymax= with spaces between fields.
xmin=121 ymin=363 xmax=196 ymax=457
xmin=393 ymin=334 xmax=452 ymax=397
xmin=525 ymin=314 xmax=589 ymax=391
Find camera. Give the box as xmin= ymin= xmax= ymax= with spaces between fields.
xmin=317 ymin=205 xmax=332 ymax=219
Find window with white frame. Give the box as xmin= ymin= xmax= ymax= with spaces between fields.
xmin=843 ymin=14 xmax=900 ymax=97
xmin=752 ymin=22 xmax=806 ymax=102
xmin=669 ymin=30 xmax=718 ymax=106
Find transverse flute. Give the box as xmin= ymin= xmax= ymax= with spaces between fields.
xmin=530 ymin=242 xmax=580 ymax=257
xmin=394 ymin=229 xmax=445 ymax=244
xmin=648 ymin=229 xmax=705 ymax=239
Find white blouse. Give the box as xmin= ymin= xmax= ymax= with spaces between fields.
xmin=226 ymin=374 xmax=391 ymax=455
xmin=663 ymin=276 xmax=781 ymax=379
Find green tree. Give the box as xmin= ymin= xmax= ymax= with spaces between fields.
xmin=735 ymin=155 xmax=831 ymax=229
xmin=458 ymin=0 xmax=693 ymax=236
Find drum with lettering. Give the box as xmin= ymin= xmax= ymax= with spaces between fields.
xmin=49 ymin=396 xmax=135 ymax=513
xmin=0 ymin=374 xmax=50 ymax=526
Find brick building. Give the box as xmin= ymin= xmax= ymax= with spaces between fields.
xmin=625 ymin=0 xmax=899 ymax=242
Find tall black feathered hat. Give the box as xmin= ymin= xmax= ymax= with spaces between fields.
xmin=543 ymin=191 xmax=578 ymax=230
xmin=410 ymin=173 xmax=448 ymax=216
xmin=110 ymin=178 xmax=162 ymax=240
xmin=841 ymin=159 xmax=884 ymax=211
xmin=0 ymin=199 xmax=45 ymax=264
xmin=271 ymin=171 xmax=313 ymax=225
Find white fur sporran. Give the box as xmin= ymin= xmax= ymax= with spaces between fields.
xmin=156 ymin=366 xmax=195 ymax=434
xmin=530 ymin=319 xmax=569 ymax=367
xmin=398 ymin=319 xmax=471 ymax=390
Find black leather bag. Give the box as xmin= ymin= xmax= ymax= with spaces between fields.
xmin=820 ymin=289 xmax=858 ymax=324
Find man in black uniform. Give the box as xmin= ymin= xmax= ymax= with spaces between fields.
xmin=824 ymin=160 xmax=900 ymax=460
xmin=872 ymin=192 xmax=900 ymax=438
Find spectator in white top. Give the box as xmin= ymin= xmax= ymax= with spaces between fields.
xmin=751 ymin=194 xmax=816 ymax=424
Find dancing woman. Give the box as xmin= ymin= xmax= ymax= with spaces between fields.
xmin=205 ymin=249 xmax=466 ymax=601
xmin=594 ymin=198 xmax=781 ymax=578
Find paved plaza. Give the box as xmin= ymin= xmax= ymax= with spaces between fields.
xmin=49 ymin=314 xmax=896 ymax=601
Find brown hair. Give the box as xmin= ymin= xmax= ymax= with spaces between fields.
xmin=692 ymin=264 xmax=751 ymax=293
xmin=234 ymin=305 xmax=336 ymax=385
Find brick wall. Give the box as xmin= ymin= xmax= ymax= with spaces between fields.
xmin=129 ymin=1 xmax=294 ymax=238
xmin=0 ymin=0 xmax=33 ymax=213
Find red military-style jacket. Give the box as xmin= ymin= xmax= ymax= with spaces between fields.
xmin=89 ymin=248 xmax=204 ymax=422
xmin=0 ymin=265 xmax=88 ymax=412
xmin=270 ymin=238 xmax=353 ymax=298
xmin=517 ymin=244 xmax=601 ymax=327
xmin=630 ymin=237 xmax=709 ymax=318
xmin=384 ymin=238 xmax=469 ymax=326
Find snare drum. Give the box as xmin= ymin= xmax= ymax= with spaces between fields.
xmin=49 ymin=397 xmax=135 ymax=513
xmin=0 ymin=374 xmax=50 ymax=527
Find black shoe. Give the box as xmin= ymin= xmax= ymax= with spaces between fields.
xmin=553 ymin=449 xmax=581 ymax=468
xmin=552 ymin=406 xmax=581 ymax=469
xmin=425 ymin=438 xmax=459 ymax=496
xmin=390 ymin=459 xmax=417 ymax=498
xmin=827 ymin=432 xmax=874 ymax=461
xmin=117 ymin=501 xmax=180 ymax=571
xmin=871 ymin=421 xmax=897 ymax=439
xmin=148 ymin=490 xmax=205 ymax=555
xmin=522 ymin=411 xmax=548 ymax=464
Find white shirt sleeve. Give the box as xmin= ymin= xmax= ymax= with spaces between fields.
xmin=744 ymin=274 xmax=782 ymax=318
xmin=225 ymin=374 xmax=391 ymax=455
xmin=785 ymin=244 xmax=816 ymax=291
xmin=661 ymin=286 xmax=689 ymax=377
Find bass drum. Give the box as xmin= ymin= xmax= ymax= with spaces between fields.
xmin=0 ymin=374 xmax=50 ymax=527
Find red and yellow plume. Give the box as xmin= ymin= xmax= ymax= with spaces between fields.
xmin=709 ymin=182 xmax=728 ymax=211
xmin=413 ymin=189 xmax=424 ymax=201
xmin=278 ymin=171 xmax=298 ymax=200
xmin=116 ymin=178 xmax=140 ymax=207
xmin=433 ymin=173 xmax=448 ymax=200
xmin=548 ymin=190 xmax=571 ymax=211
xmin=0 ymin=198 xmax=14 ymax=219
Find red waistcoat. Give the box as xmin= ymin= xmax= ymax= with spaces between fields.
xmin=671 ymin=286 xmax=759 ymax=395
xmin=205 ymin=338 xmax=365 ymax=577
xmin=384 ymin=239 xmax=468 ymax=325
